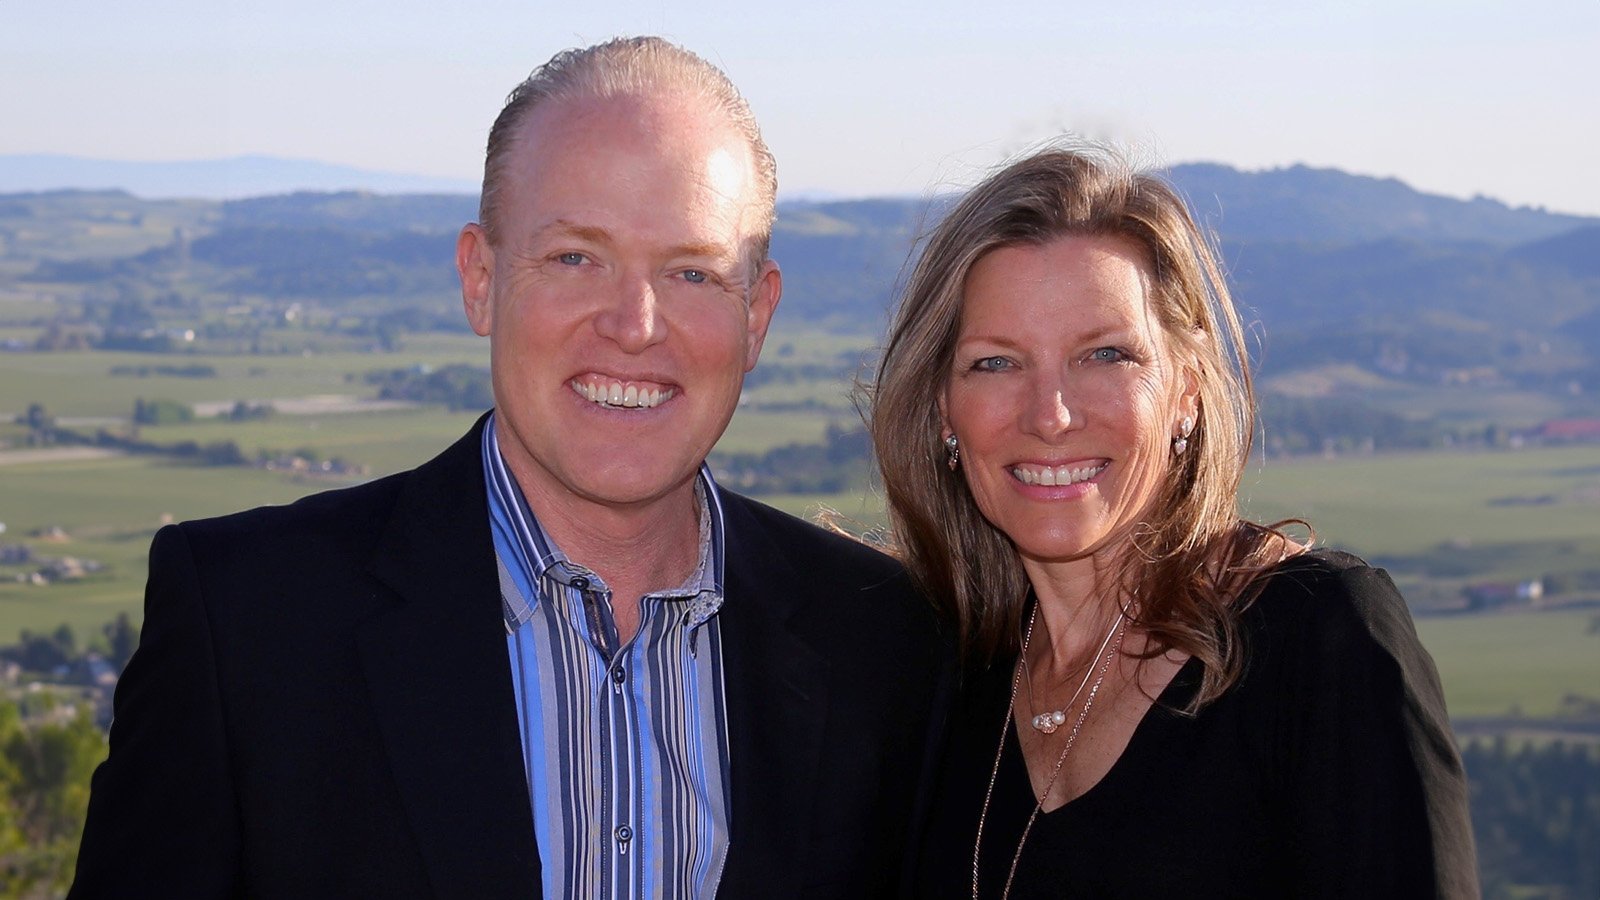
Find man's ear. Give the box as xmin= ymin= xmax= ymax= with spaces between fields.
xmin=457 ymin=223 xmax=494 ymax=337
xmin=743 ymin=259 xmax=782 ymax=371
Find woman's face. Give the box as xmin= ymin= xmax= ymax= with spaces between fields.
xmin=941 ymin=234 xmax=1195 ymax=576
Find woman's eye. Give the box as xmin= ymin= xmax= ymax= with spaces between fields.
xmin=1088 ymin=347 xmax=1127 ymax=363
xmin=971 ymin=356 xmax=1012 ymax=372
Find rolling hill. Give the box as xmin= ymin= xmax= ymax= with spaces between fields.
xmin=2 ymin=162 xmax=1597 ymax=399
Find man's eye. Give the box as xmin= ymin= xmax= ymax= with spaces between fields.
xmin=682 ymin=269 xmax=708 ymax=284
xmin=1089 ymin=347 xmax=1127 ymax=363
xmin=556 ymin=252 xmax=585 ymax=265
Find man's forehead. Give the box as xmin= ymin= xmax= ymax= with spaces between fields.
xmin=517 ymin=91 xmax=744 ymax=161
xmin=500 ymin=93 xmax=764 ymax=249
xmin=517 ymin=94 xmax=739 ymax=172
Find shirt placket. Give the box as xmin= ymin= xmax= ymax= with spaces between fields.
xmin=568 ymin=573 xmax=642 ymax=900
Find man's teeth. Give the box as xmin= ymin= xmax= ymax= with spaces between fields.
xmin=1011 ymin=463 xmax=1106 ymax=486
xmin=571 ymin=380 xmax=672 ymax=409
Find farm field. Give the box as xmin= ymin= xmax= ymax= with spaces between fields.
xmin=1240 ymin=446 xmax=1600 ymax=602
xmin=0 ymin=340 xmax=487 ymax=418
xmin=1416 ymin=608 xmax=1599 ymax=720
xmin=1240 ymin=446 xmax=1600 ymax=558
xmin=3 ymin=330 xmax=1598 ymax=727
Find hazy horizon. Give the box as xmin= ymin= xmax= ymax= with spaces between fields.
xmin=5 ymin=152 xmax=1595 ymax=222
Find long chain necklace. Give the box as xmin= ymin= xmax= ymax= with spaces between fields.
xmin=971 ymin=603 xmax=1130 ymax=900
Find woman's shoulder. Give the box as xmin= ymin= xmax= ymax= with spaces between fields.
xmin=1241 ymin=547 xmax=1436 ymax=689
xmin=1228 ymin=554 xmax=1475 ymax=897
xmin=1249 ymin=547 xmax=1408 ymax=627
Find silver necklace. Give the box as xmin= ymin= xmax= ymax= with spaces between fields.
xmin=1022 ymin=609 xmax=1124 ymax=734
xmin=971 ymin=603 xmax=1129 ymax=900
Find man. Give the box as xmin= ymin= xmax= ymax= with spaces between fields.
xmin=70 ymin=37 xmax=944 ymax=899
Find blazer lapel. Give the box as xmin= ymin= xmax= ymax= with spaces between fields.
xmin=717 ymin=495 xmax=831 ymax=900
xmin=358 ymin=419 xmax=542 ymax=898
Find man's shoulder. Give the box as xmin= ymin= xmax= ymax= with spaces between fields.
xmin=169 ymin=416 xmax=486 ymax=562
xmin=716 ymin=489 xmax=942 ymax=640
xmin=717 ymin=490 xmax=904 ymax=584
xmin=162 ymin=470 xmax=413 ymax=571
xmin=193 ymin=469 xmax=409 ymax=531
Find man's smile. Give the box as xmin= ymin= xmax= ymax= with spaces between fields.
xmin=569 ymin=374 xmax=676 ymax=409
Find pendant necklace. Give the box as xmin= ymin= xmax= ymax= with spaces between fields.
xmin=1022 ymin=608 xmax=1125 ymax=734
xmin=971 ymin=602 xmax=1129 ymax=900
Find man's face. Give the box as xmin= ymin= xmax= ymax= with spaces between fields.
xmin=457 ymin=92 xmax=780 ymax=518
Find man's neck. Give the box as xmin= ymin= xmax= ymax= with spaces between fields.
xmin=510 ymin=465 xmax=704 ymax=645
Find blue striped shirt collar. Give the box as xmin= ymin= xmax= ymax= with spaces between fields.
xmin=481 ymin=414 xmax=727 ymax=632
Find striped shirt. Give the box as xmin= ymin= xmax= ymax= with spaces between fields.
xmin=481 ymin=416 xmax=732 ymax=900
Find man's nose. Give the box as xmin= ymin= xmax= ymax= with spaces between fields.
xmin=594 ymin=276 xmax=666 ymax=352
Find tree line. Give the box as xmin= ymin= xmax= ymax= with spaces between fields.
xmin=1465 ymin=738 xmax=1600 ymax=899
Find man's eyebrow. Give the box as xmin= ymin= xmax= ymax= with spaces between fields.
xmin=535 ymin=221 xmax=612 ymax=244
xmin=529 ymin=224 xmax=733 ymax=263
xmin=668 ymin=241 xmax=738 ymax=261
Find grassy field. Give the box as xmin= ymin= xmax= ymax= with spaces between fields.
xmin=1416 ymin=608 xmax=1599 ymax=719
xmin=1240 ymin=446 xmax=1600 ymax=583
xmin=0 ymin=341 xmax=488 ymax=418
xmin=1261 ymin=363 xmax=1598 ymax=429
xmin=132 ymin=406 xmax=481 ymax=475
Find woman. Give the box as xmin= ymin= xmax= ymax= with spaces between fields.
xmin=870 ymin=148 xmax=1477 ymax=898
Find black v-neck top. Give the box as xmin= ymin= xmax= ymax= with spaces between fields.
xmin=913 ymin=550 xmax=1478 ymax=899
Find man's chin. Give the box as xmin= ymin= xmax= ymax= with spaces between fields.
xmin=562 ymin=462 xmax=704 ymax=512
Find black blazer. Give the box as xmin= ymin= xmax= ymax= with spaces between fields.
xmin=70 ymin=417 xmax=947 ymax=898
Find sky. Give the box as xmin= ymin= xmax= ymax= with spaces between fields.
xmin=3 ymin=0 xmax=1598 ymax=214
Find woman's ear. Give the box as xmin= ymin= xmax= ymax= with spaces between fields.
xmin=1178 ymin=327 xmax=1205 ymax=422
xmin=937 ymin=388 xmax=955 ymax=444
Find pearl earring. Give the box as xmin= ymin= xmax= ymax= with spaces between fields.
xmin=1173 ymin=416 xmax=1195 ymax=455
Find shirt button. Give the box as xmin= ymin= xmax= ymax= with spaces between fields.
xmin=571 ymin=576 xmax=590 ymax=591
xmin=615 ymin=824 xmax=633 ymax=843
xmin=611 ymin=665 xmax=626 ymax=684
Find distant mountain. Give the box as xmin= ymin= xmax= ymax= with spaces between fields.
xmin=3 ymin=164 xmax=1598 ymax=392
xmin=220 ymin=192 xmax=479 ymax=233
xmin=1222 ymin=237 xmax=1597 ymax=332
xmin=768 ymin=197 xmax=951 ymax=323
xmin=0 ymin=154 xmax=479 ymax=200
xmin=1165 ymin=162 xmax=1592 ymax=246
xmin=4 ymin=154 xmax=1590 ymax=246
xmin=1510 ymin=225 xmax=1600 ymax=279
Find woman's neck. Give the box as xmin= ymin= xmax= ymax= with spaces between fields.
xmin=1020 ymin=553 xmax=1129 ymax=673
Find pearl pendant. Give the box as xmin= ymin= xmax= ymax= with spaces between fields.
xmin=1031 ymin=710 xmax=1068 ymax=734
